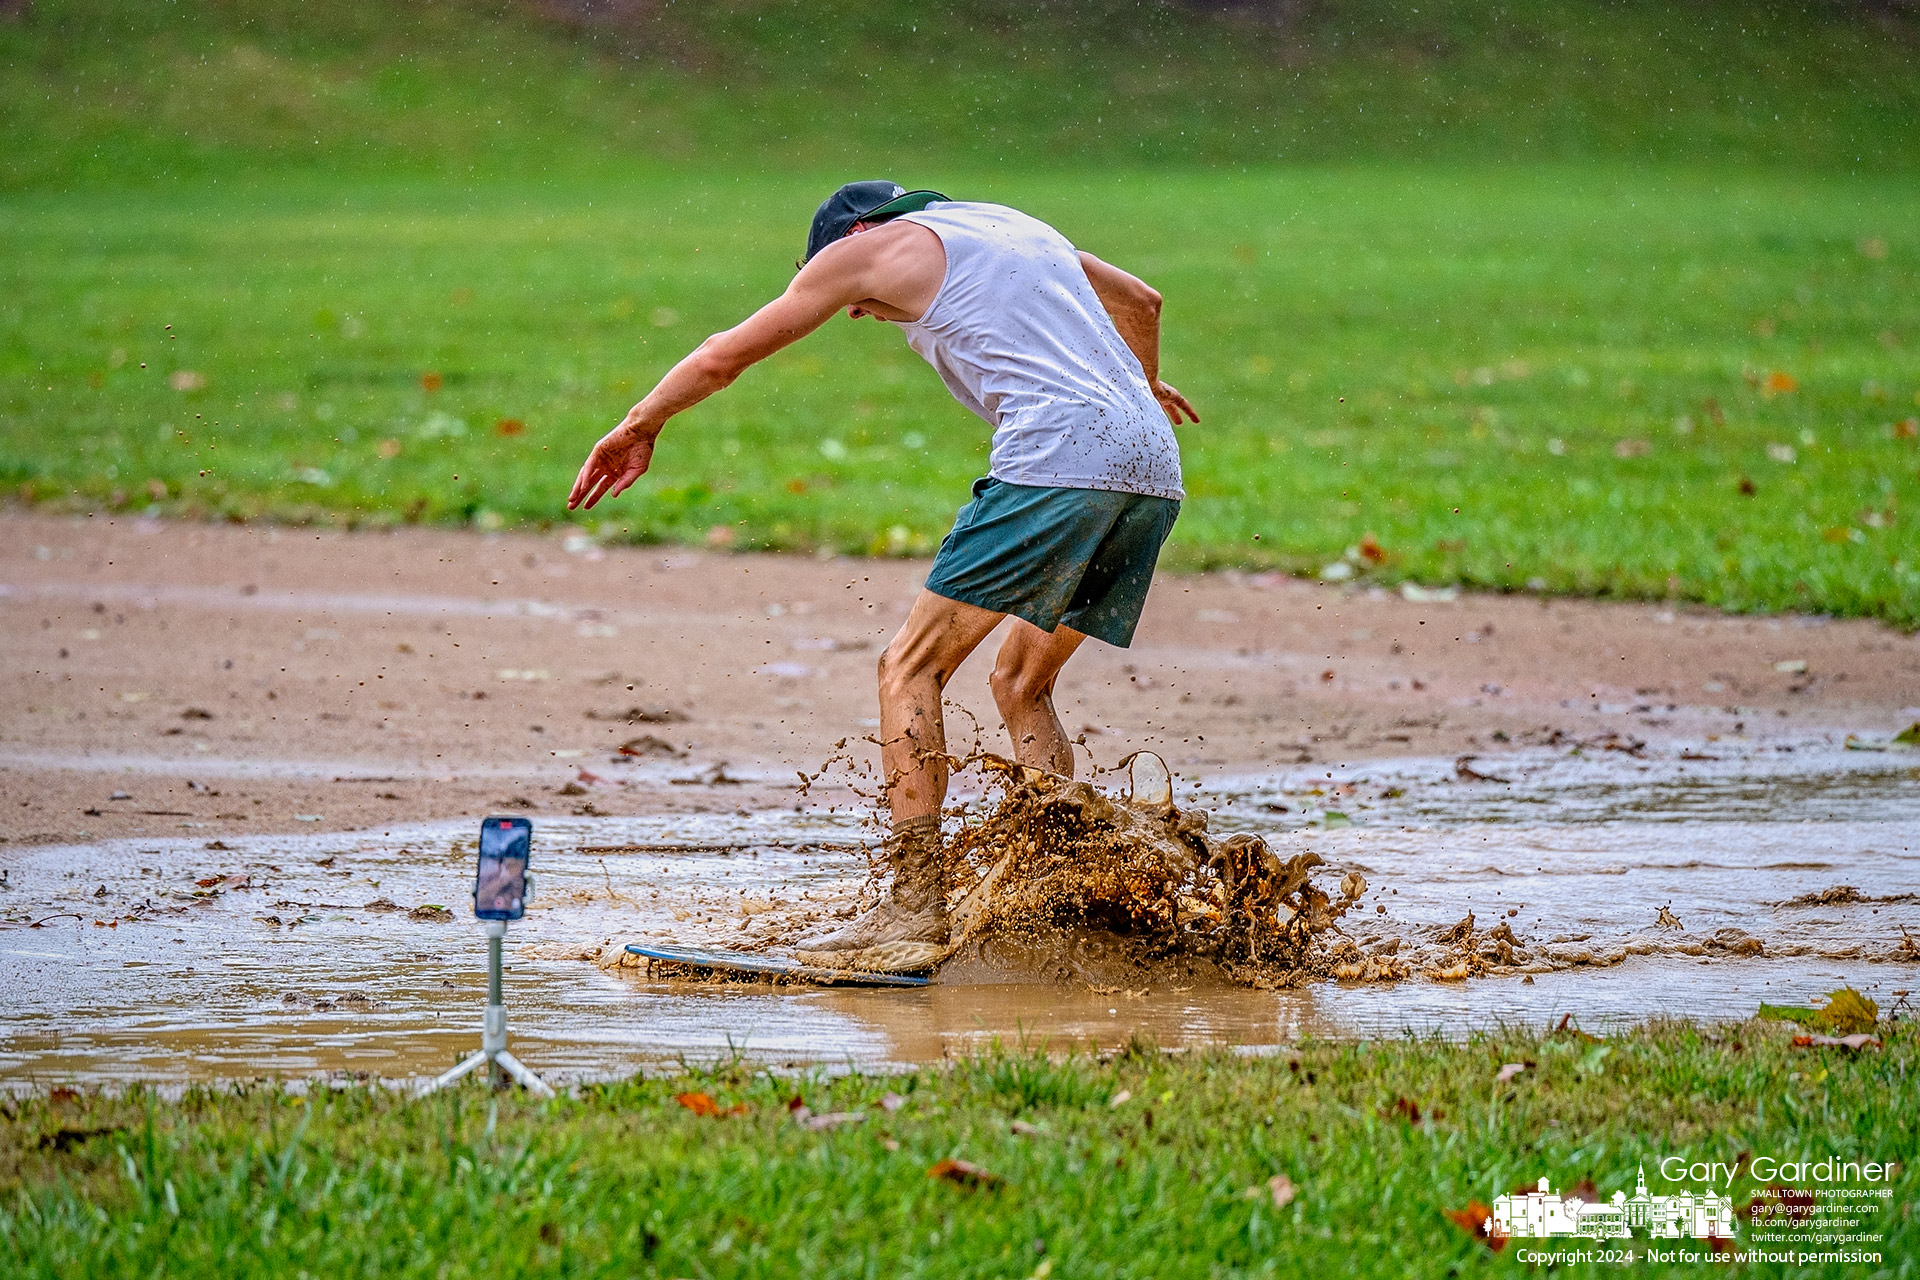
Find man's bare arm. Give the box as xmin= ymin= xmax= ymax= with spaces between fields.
xmin=569 ymin=247 xmax=878 ymax=510
xmin=1078 ymin=251 xmax=1198 ymax=426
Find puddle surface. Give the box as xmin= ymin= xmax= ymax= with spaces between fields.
xmin=3 ymin=742 xmax=1916 ymax=1085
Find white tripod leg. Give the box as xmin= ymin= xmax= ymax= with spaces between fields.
xmin=421 ymin=1050 xmax=490 ymax=1096
xmin=492 ymin=1050 xmax=556 ymax=1098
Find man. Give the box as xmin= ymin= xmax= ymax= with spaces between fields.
xmin=569 ymin=181 xmax=1197 ymax=961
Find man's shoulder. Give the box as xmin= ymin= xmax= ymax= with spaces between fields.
xmin=914 ymin=202 xmax=1071 ymax=249
xmin=805 ymin=216 xmax=942 ymax=274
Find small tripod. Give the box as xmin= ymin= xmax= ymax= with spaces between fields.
xmin=420 ymin=919 xmax=555 ymax=1097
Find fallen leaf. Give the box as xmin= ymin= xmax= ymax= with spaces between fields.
xmin=1444 ymin=1201 xmax=1507 ymax=1251
xmin=1813 ymin=987 xmax=1879 ymax=1035
xmin=617 ymin=735 xmax=681 ymax=759
xmin=676 ymin=1091 xmax=748 ymax=1118
xmin=879 ymin=1091 xmax=906 ymax=1112
xmin=421 ymin=372 xmax=443 ymax=393
xmin=1010 ymin=1119 xmax=1047 ymax=1138
xmin=1455 ymin=755 xmax=1511 ymax=784
xmin=1554 ymin=1013 xmax=1603 ymax=1043
xmin=1358 ymin=534 xmax=1387 ymax=563
xmin=1383 ymin=1097 xmax=1422 ymax=1124
xmin=928 ymin=1158 xmax=1003 ymax=1190
xmin=1791 ymin=1033 xmax=1882 ymax=1050
xmin=1764 ymin=370 xmax=1798 ymax=395
xmin=1267 ymin=1173 xmax=1296 ymax=1208
xmin=49 ymin=1086 xmax=80 ymax=1104
xmin=495 ymin=418 xmax=526 ymax=436
xmin=1108 ymin=1089 xmax=1132 ymax=1108
xmin=1494 ymin=1062 xmax=1528 ymax=1085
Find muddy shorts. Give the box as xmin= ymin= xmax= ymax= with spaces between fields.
xmin=923 ymin=477 xmax=1180 ymax=647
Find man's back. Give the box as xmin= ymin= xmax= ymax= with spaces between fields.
xmin=893 ymin=202 xmax=1184 ymax=501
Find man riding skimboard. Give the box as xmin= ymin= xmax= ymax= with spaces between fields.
xmin=570 ymin=182 xmax=1197 ymax=966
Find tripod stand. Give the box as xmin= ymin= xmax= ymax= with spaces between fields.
xmin=420 ymin=920 xmax=555 ymax=1097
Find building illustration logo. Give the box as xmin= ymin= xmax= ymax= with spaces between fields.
xmin=1490 ymin=1166 xmax=1738 ymax=1240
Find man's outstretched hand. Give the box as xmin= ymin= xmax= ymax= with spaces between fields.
xmin=1153 ymin=380 xmax=1199 ymax=426
xmin=568 ymin=418 xmax=657 ymax=510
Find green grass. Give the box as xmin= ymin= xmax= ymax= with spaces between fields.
xmin=2 ymin=0 xmax=1916 ymax=192
xmin=3 ymin=1022 xmax=1913 ymax=1276
xmin=4 ymin=166 xmax=1918 ymax=622
xmin=3 ymin=1 xmax=1918 ymax=622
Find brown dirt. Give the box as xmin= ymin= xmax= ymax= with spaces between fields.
xmin=4 ymin=509 xmax=1917 ymax=848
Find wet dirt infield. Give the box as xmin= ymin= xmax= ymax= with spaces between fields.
xmin=3 ymin=512 xmax=1918 ymax=1083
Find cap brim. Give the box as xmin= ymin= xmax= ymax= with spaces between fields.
xmin=855 ymin=189 xmax=948 ymax=222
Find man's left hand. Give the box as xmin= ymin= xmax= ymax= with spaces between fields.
xmin=568 ymin=417 xmax=657 ymax=510
xmin=1153 ymin=380 xmax=1199 ymax=426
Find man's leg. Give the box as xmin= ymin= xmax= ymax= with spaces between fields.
xmin=876 ymin=589 xmax=1008 ymax=822
xmin=988 ymin=620 xmax=1087 ymax=777
xmin=798 ymin=589 xmax=1003 ymax=959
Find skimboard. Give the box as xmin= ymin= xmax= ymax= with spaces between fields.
xmin=625 ymin=943 xmax=931 ymax=988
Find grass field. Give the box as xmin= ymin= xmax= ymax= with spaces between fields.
xmin=3 ymin=1022 xmax=1913 ymax=1277
xmin=4 ymin=0 xmax=1917 ymax=190
xmin=4 ymin=167 xmax=1918 ymax=621
xmin=3 ymin=1 xmax=1919 ymax=623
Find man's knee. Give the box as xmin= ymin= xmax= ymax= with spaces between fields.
xmin=878 ymin=640 xmax=940 ymax=701
xmin=989 ymin=657 xmax=1052 ymax=711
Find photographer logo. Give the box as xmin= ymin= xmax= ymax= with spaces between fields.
xmin=1490 ymin=1166 xmax=1737 ymax=1240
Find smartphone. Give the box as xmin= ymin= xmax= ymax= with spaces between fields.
xmin=473 ymin=816 xmax=532 ymax=921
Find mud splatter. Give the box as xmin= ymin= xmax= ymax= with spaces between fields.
xmin=923 ymin=754 xmax=1389 ymax=988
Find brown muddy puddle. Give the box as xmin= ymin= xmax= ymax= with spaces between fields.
xmin=3 ymin=740 xmax=1916 ymax=1086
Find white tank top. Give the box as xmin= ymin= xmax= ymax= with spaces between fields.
xmin=895 ymin=202 xmax=1184 ymax=500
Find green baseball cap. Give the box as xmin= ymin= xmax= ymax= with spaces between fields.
xmin=803 ymin=182 xmax=950 ymax=265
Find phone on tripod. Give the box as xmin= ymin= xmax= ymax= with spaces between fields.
xmin=474 ymin=816 xmax=533 ymax=921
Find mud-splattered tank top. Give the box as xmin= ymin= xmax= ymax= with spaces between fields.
xmin=894 ymin=202 xmax=1184 ymax=500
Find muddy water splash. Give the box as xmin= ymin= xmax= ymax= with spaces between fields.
xmin=2 ymin=741 xmax=1916 ymax=1084
xmin=918 ymin=753 xmax=1378 ymax=988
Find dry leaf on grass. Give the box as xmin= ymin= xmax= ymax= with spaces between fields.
xmin=1791 ymin=1033 xmax=1882 ymax=1050
xmin=675 ymin=1091 xmax=747 ymax=1118
xmin=1108 ymin=1089 xmax=1132 ymax=1108
xmin=928 ymin=1158 xmax=1004 ymax=1190
xmin=1267 ymin=1174 xmax=1296 ymax=1208
xmin=1444 ymin=1201 xmax=1507 ymax=1251
xmin=1494 ymin=1062 xmax=1529 ymax=1084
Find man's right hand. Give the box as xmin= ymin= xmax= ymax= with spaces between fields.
xmin=1153 ymin=379 xmax=1199 ymax=426
xmin=568 ymin=417 xmax=657 ymax=510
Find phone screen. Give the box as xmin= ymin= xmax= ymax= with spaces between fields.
xmin=474 ymin=817 xmax=531 ymax=920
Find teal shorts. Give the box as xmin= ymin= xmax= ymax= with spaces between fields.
xmin=923 ymin=477 xmax=1180 ymax=648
